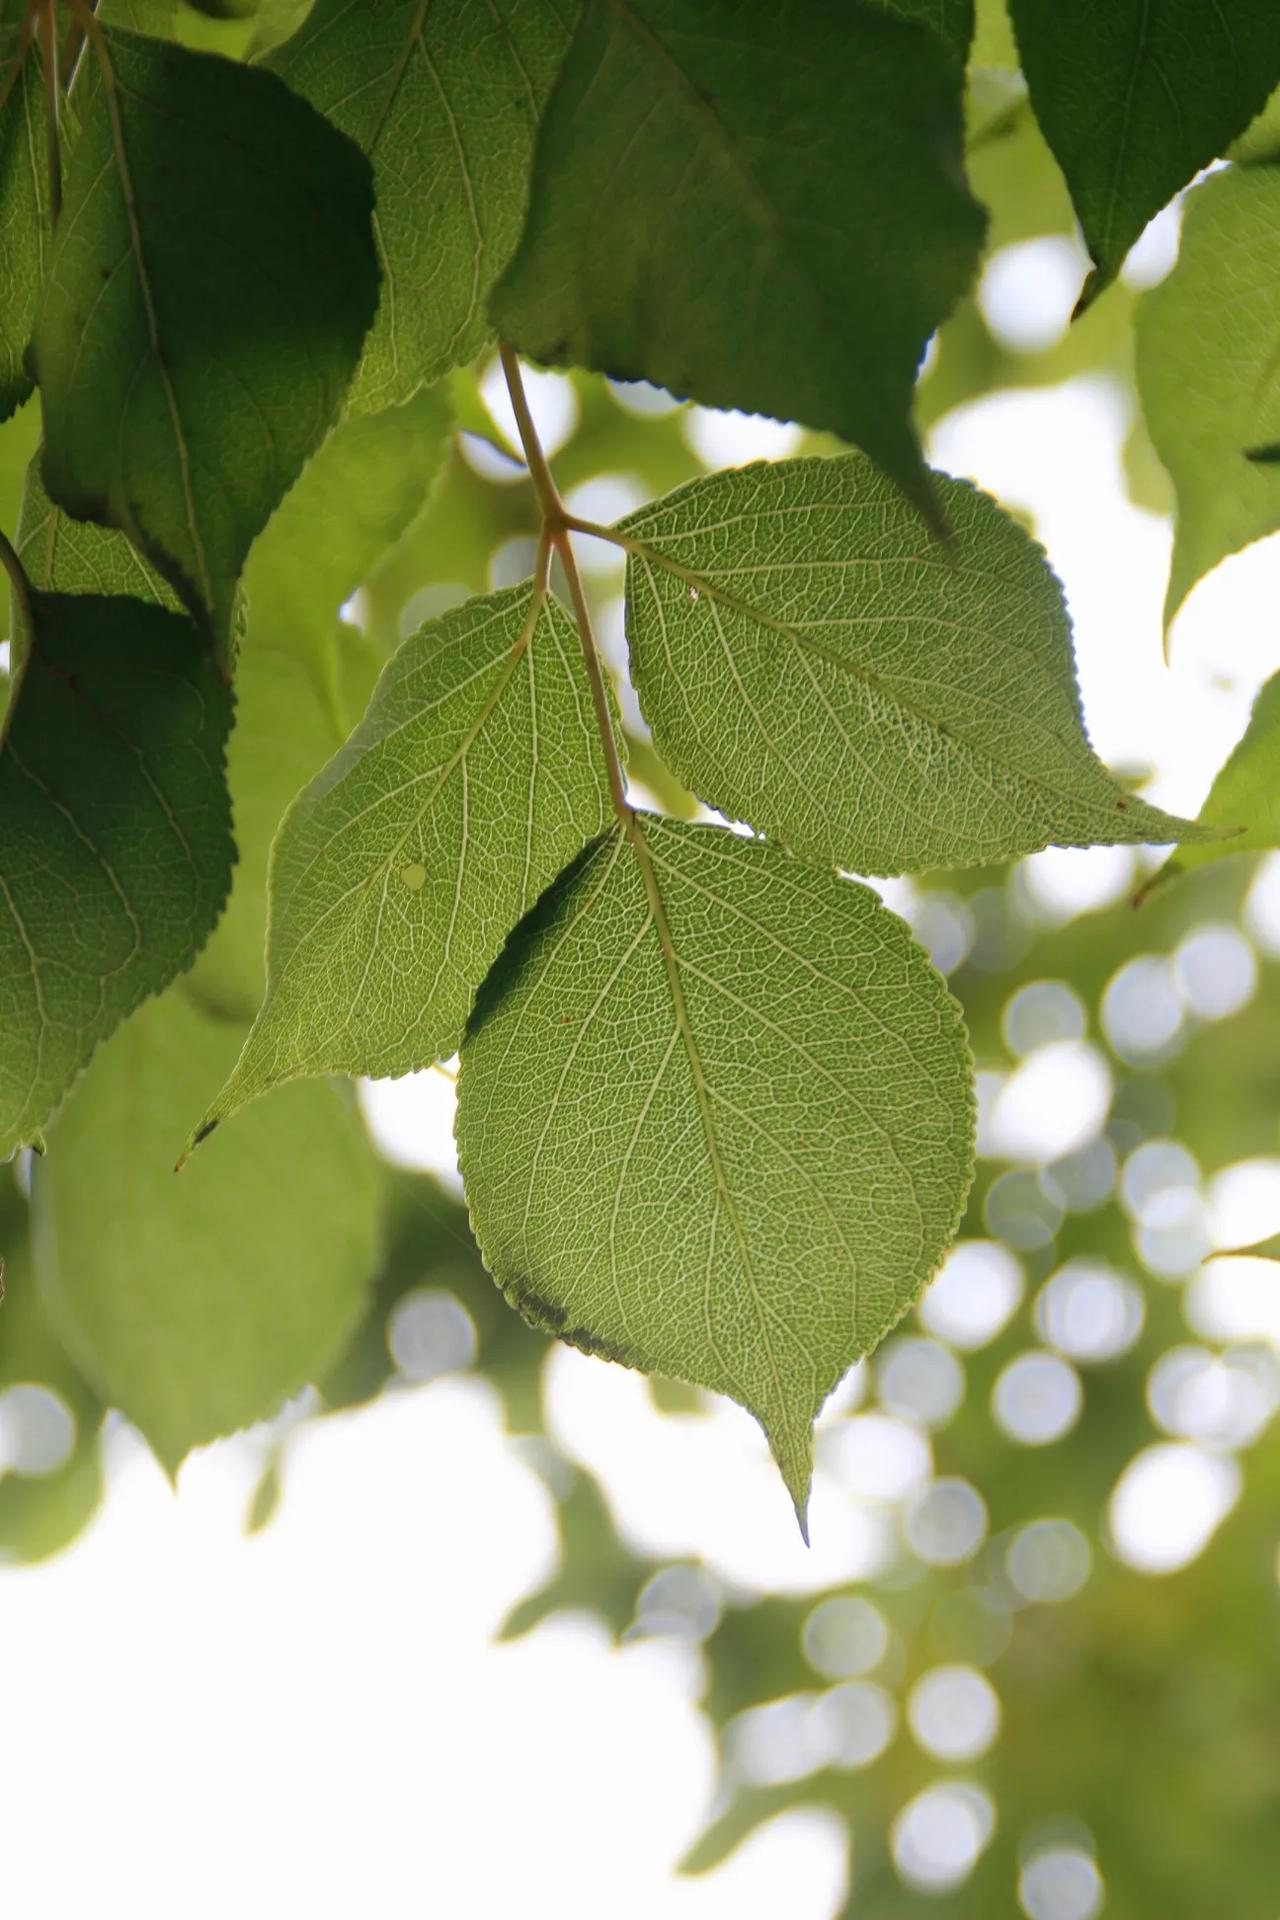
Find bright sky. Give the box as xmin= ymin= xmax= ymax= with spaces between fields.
xmin=4 ymin=304 xmax=1280 ymax=1917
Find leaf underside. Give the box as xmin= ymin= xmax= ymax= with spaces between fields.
xmin=458 ymin=815 xmax=975 ymax=1530
xmin=620 ymin=455 xmax=1214 ymax=875
xmin=269 ymin=0 xmax=575 ymax=412
xmin=195 ymin=580 xmax=613 ymax=1135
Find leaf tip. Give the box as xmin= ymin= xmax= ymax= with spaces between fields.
xmin=178 ymin=1114 xmax=220 ymax=1170
xmin=1071 ymin=261 xmax=1109 ymax=322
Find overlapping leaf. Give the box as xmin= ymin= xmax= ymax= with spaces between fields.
xmin=493 ymin=0 xmax=985 ymax=522
xmin=30 ymin=26 xmax=378 ymax=643
xmin=1137 ymin=164 xmax=1280 ymax=627
xmin=189 ymin=388 xmax=451 ymax=1015
xmin=32 ymin=988 xmax=381 ymax=1470
xmin=193 ymin=580 xmax=612 ymax=1137
xmin=1150 ymin=671 xmax=1277 ymax=893
xmin=617 ymin=456 xmax=1210 ymax=875
xmin=0 ymin=587 xmax=233 ymax=1157
xmin=269 ymin=0 xmax=574 ymax=412
xmin=882 ymin=0 xmax=972 ymax=62
xmin=1009 ymin=0 xmax=1280 ymax=304
xmin=458 ymin=816 xmax=974 ymax=1527
xmin=0 ymin=27 xmax=49 ymax=420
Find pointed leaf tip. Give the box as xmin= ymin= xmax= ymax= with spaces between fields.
xmin=459 ymin=818 xmax=974 ymax=1524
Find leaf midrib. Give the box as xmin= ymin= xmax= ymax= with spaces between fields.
xmin=620 ymin=528 xmax=1166 ymax=833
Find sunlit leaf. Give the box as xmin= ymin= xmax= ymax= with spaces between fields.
xmin=1137 ymin=163 xmax=1280 ymax=628
xmin=269 ymin=0 xmax=574 ymax=412
xmin=32 ymin=987 xmax=381 ymax=1470
xmin=192 ymin=579 xmax=613 ymax=1136
xmin=1008 ymin=0 xmax=1280 ymax=303
xmin=493 ymin=0 xmax=985 ymax=522
xmin=618 ymin=457 xmax=1211 ymax=874
xmin=30 ymin=26 xmax=378 ymax=643
xmin=458 ymin=815 xmax=974 ymax=1528
xmin=1148 ymin=670 xmax=1278 ymax=895
xmin=189 ymin=389 xmax=452 ymax=1016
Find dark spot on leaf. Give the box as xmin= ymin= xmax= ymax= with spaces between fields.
xmin=504 ymin=1279 xmax=567 ymax=1333
xmin=563 ymin=1325 xmax=633 ymax=1368
xmin=191 ymin=1117 xmax=218 ymax=1148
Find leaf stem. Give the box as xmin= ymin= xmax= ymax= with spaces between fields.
xmin=499 ymin=345 xmax=630 ymax=824
xmin=497 ymin=342 xmax=567 ymax=529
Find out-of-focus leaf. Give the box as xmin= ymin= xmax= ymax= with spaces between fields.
xmin=0 ymin=1172 xmax=104 ymax=1563
xmin=1147 ymin=671 xmax=1276 ymax=894
xmin=1137 ymin=164 xmax=1280 ymax=628
xmin=188 ymin=390 xmax=451 ymax=1016
xmin=33 ymin=987 xmax=381 ymax=1471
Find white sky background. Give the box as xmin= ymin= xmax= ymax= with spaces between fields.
xmin=4 ymin=261 xmax=1280 ymax=1917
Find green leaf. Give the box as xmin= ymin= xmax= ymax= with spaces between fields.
xmin=189 ymin=392 xmax=450 ymax=1017
xmin=492 ymin=0 xmax=986 ymax=524
xmin=0 ymin=28 xmax=50 ymax=420
xmin=29 ymin=26 xmax=379 ymax=644
xmin=1212 ymin=1232 xmax=1280 ymax=1261
xmin=237 ymin=386 xmax=452 ymax=655
xmin=616 ymin=456 xmax=1210 ymax=875
xmin=191 ymin=579 xmax=613 ymax=1137
xmin=1149 ymin=671 xmax=1279 ymax=893
xmin=32 ymin=987 xmax=381 ymax=1470
xmin=0 ymin=1170 xmax=105 ymax=1564
xmin=0 ymin=587 xmax=234 ymax=1157
xmin=17 ymin=454 xmax=177 ymax=604
xmin=457 ymin=815 xmax=975 ymax=1529
xmin=269 ymin=0 xmax=575 ymax=413
xmin=1137 ymin=164 xmax=1280 ymax=627
xmin=1008 ymin=0 xmax=1280 ymax=304
xmin=880 ymin=0 xmax=973 ymax=62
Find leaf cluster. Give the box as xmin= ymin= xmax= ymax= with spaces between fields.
xmin=1 ymin=0 xmax=1278 ymax=1528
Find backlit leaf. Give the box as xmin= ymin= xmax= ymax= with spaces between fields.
xmin=32 ymin=988 xmax=381 ymax=1469
xmin=1008 ymin=0 xmax=1280 ymax=303
xmin=193 ymin=579 xmax=612 ymax=1136
xmin=493 ymin=0 xmax=985 ymax=522
xmin=269 ymin=0 xmax=574 ymax=412
xmin=189 ymin=389 xmax=452 ymax=1016
xmin=0 ymin=588 xmax=233 ymax=1157
xmin=1137 ymin=163 xmax=1280 ymax=628
xmin=618 ymin=457 xmax=1210 ymax=875
xmin=30 ymin=26 xmax=378 ymax=643
xmin=1150 ymin=670 xmax=1278 ymax=892
xmin=457 ymin=815 xmax=974 ymax=1527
